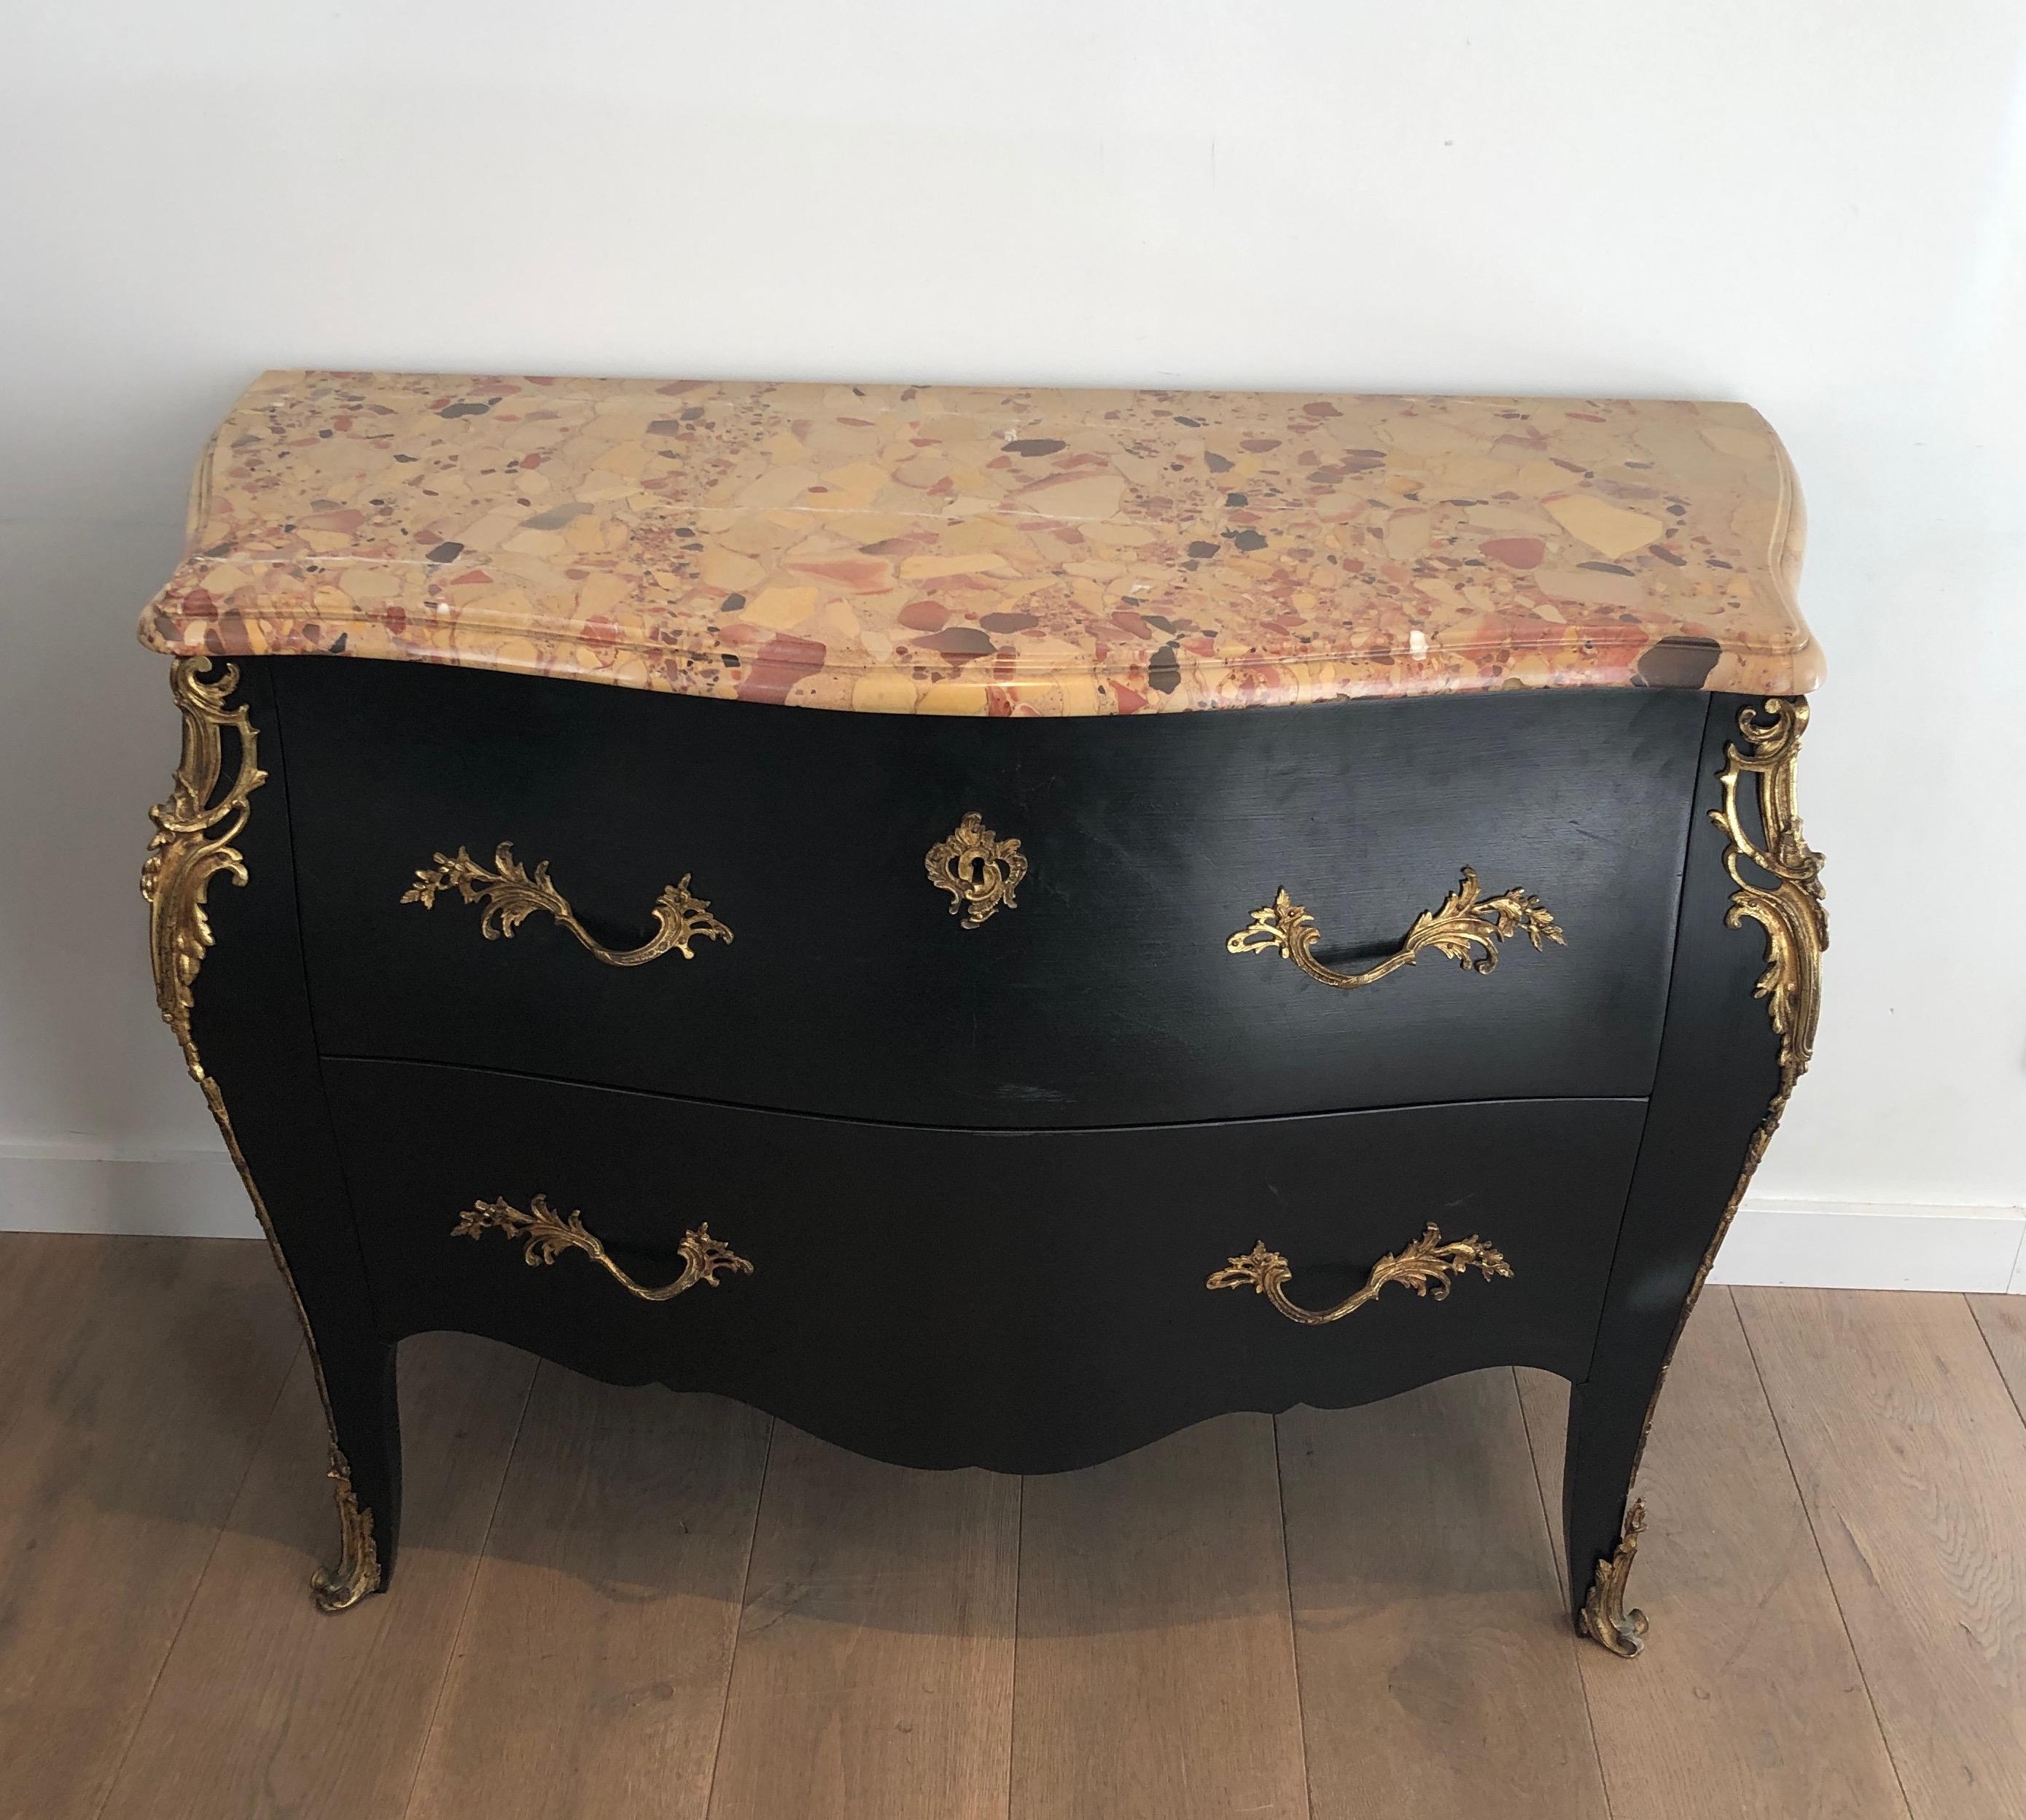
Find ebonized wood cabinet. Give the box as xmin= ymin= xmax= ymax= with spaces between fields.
xmin=144 ymin=654 xmax=1823 ymax=1656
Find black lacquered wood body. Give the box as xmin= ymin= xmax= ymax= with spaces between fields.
xmin=169 ymin=653 xmax=1799 ymax=1636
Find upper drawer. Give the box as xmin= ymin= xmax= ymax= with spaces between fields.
xmin=274 ymin=658 xmax=1702 ymax=1127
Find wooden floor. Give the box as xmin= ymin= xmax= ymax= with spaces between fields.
xmin=4 ymin=1234 xmax=2025 ymax=1819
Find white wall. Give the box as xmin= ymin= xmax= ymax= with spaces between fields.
xmin=4 ymin=3 xmax=2022 ymax=1275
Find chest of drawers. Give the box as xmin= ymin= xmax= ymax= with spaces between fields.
xmin=139 ymin=373 xmax=1826 ymax=1657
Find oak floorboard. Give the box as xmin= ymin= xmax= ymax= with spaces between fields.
xmin=1736 ymin=1288 xmax=2026 ymax=1820
xmin=1280 ymin=1372 xmax=1608 ymax=1820
xmin=402 ymin=1366 xmax=771 ymax=1820
xmin=1518 ymin=1291 xmax=1909 ymax=1820
xmin=0 ymin=1233 xmax=300 ymax=1820
xmin=1967 ymin=1293 xmax=2026 ymax=1423
xmin=705 ymin=1423 xmax=1017 ymax=1820
xmin=1010 ymin=1414 xmax=1309 ymax=1820
xmin=97 ymin=1334 xmax=535 ymax=1820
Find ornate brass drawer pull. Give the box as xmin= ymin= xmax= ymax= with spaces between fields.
xmin=1227 ymin=867 xmax=1562 ymax=990
xmin=403 ymin=842 xmax=731 ymax=965
xmin=1207 ymin=1223 xmax=1511 ymax=1326
xmin=926 ymin=812 xmax=1027 ymax=928
xmin=453 ymin=1195 xmax=752 ymax=1303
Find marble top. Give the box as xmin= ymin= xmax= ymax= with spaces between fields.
xmin=139 ymin=370 xmax=1820 ymax=715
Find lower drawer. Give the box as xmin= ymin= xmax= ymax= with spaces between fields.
xmin=322 ymin=1059 xmax=1645 ymax=1471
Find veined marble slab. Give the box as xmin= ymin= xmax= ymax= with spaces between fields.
xmin=140 ymin=371 xmax=1820 ymax=715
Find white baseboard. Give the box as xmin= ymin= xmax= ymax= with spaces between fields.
xmin=1706 ymin=1197 xmax=2026 ymax=1294
xmin=0 ymin=1143 xmax=260 ymax=1239
xmin=1 ymin=1146 xmax=2020 ymax=1291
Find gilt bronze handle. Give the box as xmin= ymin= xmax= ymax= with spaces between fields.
xmin=1226 ymin=867 xmax=1562 ymax=991
xmin=1207 ymin=1223 xmax=1511 ymax=1326
xmin=453 ymin=1196 xmax=752 ymax=1303
xmin=403 ymin=842 xmax=731 ymax=965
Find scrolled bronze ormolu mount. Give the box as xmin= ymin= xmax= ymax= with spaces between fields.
xmin=137 ymin=374 xmax=1828 ymax=1655
xmin=925 ymin=812 xmax=1027 ymax=928
xmin=1228 ymin=868 xmax=1565 ymax=991
xmin=312 ymin=1449 xmax=383 ymax=1616
xmin=143 ymin=658 xmax=265 ymax=1065
xmin=1581 ymin=1500 xmax=1649 ymax=1658
xmin=453 ymin=1196 xmax=752 ymax=1303
xmin=403 ymin=842 xmax=732 ymax=964
xmin=1713 ymin=698 xmax=1828 ymax=1087
xmin=1207 ymin=1223 xmax=1512 ymax=1326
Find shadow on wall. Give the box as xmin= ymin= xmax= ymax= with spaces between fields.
xmin=0 ymin=370 xmax=261 ymax=1175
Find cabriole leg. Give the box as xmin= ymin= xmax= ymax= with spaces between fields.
xmin=308 ymin=1339 xmax=401 ymax=1609
xmin=1559 ymin=695 xmax=1828 ymax=1657
xmin=144 ymin=656 xmax=400 ymax=1610
xmin=1562 ymin=1379 xmax=1651 ymax=1657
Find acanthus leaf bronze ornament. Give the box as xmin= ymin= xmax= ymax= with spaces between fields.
xmin=454 ymin=1195 xmax=754 ymax=1303
xmin=1227 ymin=867 xmax=1564 ymax=991
xmin=143 ymin=658 xmax=266 ymax=1065
xmin=1579 ymin=1499 xmax=1648 ymax=1658
xmin=1711 ymin=699 xmax=1828 ymax=1074
xmin=925 ymin=812 xmax=1028 ymax=929
xmin=144 ymin=659 xmax=383 ymax=1611
xmin=310 ymin=1450 xmax=382 ymax=1614
xmin=1207 ymin=1222 xmax=1512 ymax=1326
xmin=403 ymin=842 xmax=732 ymax=965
